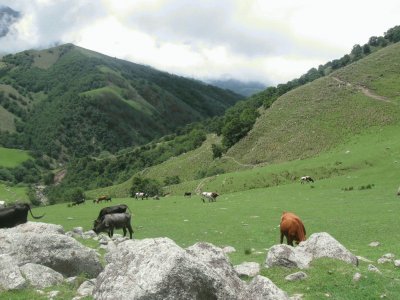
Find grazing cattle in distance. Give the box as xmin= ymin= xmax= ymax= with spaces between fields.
xmin=0 ymin=203 xmax=45 ymax=228
xmin=93 ymin=212 xmax=134 ymax=239
xmin=201 ymin=192 xmax=219 ymax=203
xmin=184 ymin=192 xmax=192 ymax=197
xmin=280 ymin=211 xmax=306 ymax=246
xmin=71 ymin=198 xmax=85 ymax=206
xmin=135 ymin=192 xmax=148 ymax=200
xmin=96 ymin=195 xmax=112 ymax=203
xmin=300 ymin=176 xmax=314 ymax=184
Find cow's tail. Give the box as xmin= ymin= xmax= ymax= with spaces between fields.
xmin=28 ymin=205 xmax=45 ymax=219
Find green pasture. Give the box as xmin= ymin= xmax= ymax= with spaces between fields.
xmin=0 ymin=183 xmax=28 ymax=203
xmin=27 ymin=123 xmax=400 ymax=298
xmin=0 ymin=147 xmax=31 ymax=168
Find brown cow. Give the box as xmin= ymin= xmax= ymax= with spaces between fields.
xmin=280 ymin=211 xmax=306 ymax=246
xmin=96 ymin=195 xmax=112 ymax=203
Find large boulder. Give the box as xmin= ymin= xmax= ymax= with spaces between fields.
xmin=246 ymin=275 xmax=289 ymax=300
xmin=0 ymin=254 xmax=26 ymax=291
xmin=94 ymin=238 xmax=247 ymax=299
xmin=266 ymin=232 xmax=358 ymax=269
xmin=20 ymin=263 xmax=64 ymax=288
xmin=0 ymin=222 xmax=102 ymax=277
xmin=94 ymin=238 xmax=288 ymax=299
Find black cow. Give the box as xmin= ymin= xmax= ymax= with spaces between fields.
xmin=0 ymin=203 xmax=45 ymax=228
xmin=71 ymin=198 xmax=85 ymax=206
xmin=184 ymin=192 xmax=192 ymax=197
xmin=93 ymin=212 xmax=134 ymax=239
xmin=95 ymin=204 xmax=130 ymax=221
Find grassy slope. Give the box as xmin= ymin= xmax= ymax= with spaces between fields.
xmin=227 ymin=42 xmax=400 ymax=165
xmin=28 ymin=123 xmax=400 ymax=299
xmin=0 ymin=147 xmax=31 ymax=167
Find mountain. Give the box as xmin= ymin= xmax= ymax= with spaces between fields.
xmin=0 ymin=44 xmax=242 ymax=159
xmin=207 ymin=78 xmax=266 ymax=97
xmin=93 ymin=41 xmax=400 ymax=189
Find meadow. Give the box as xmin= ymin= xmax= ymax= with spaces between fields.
xmin=25 ymin=124 xmax=400 ymax=299
xmin=0 ymin=147 xmax=31 ymax=168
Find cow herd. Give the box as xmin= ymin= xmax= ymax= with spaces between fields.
xmin=0 ymin=175 xmax=314 ymax=245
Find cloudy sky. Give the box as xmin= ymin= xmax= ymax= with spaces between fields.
xmin=1 ymin=0 xmax=399 ymax=85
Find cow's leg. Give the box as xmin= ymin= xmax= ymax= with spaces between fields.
xmin=287 ymin=236 xmax=294 ymax=246
xmin=280 ymin=232 xmax=284 ymax=244
xmin=122 ymin=227 xmax=127 ymax=237
xmin=202 ymin=198 xmax=205 ymax=203
xmin=127 ymin=224 xmax=134 ymax=239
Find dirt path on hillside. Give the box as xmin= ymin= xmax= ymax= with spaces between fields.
xmin=332 ymin=76 xmax=392 ymax=103
xmin=222 ymin=155 xmax=255 ymax=168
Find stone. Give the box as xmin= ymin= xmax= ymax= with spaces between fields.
xmin=246 ymin=275 xmax=289 ymax=300
xmin=356 ymin=256 xmax=373 ymax=263
xmin=377 ymin=258 xmax=392 ymax=264
xmin=76 ymin=279 xmax=96 ymax=297
xmin=0 ymin=222 xmax=103 ymax=277
xmin=368 ymin=264 xmax=381 ymax=274
xmin=382 ymin=253 xmax=395 ymax=260
xmin=20 ymin=263 xmax=64 ymax=288
xmin=72 ymin=227 xmax=84 ymax=236
xmin=94 ymin=238 xmax=247 ymax=299
xmin=369 ymin=242 xmax=380 ymax=247
xmin=234 ymin=262 xmax=260 ymax=277
xmin=394 ymin=260 xmax=400 ymax=267
xmin=285 ymin=271 xmax=308 ymax=281
xmin=0 ymin=254 xmax=26 ymax=290
xmin=223 ymin=246 xmax=236 ymax=254
xmin=353 ymin=272 xmax=362 ymax=282
xmin=265 ymin=232 xmax=358 ymax=269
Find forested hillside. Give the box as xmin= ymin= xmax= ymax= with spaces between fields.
xmin=0 ymin=44 xmax=242 ymax=160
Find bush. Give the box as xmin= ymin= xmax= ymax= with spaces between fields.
xmin=130 ymin=176 xmax=162 ymax=197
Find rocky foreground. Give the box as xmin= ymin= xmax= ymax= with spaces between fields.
xmin=0 ymin=222 xmax=377 ymax=300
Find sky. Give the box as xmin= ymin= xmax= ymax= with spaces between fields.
xmin=1 ymin=0 xmax=399 ymax=85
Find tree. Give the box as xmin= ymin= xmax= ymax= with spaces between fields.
xmin=211 ymin=144 xmax=224 ymax=159
xmin=351 ymin=44 xmax=363 ymax=60
xmin=362 ymin=44 xmax=371 ymax=55
xmin=384 ymin=25 xmax=400 ymax=43
xmin=164 ymin=176 xmax=181 ymax=185
xmin=130 ymin=176 xmax=162 ymax=197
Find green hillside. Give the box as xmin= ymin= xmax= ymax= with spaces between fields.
xmin=227 ymin=42 xmax=400 ymax=165
xmin=0 ymin=44 xmax=242 ymax=159
xmin=0 ymin=146 xmax=31 ymax=167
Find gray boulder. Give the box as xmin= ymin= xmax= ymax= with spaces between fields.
xmin=234 ymin=262 xmax=260 ymax=277
xmin=0 ymin=222 xmax=102 ymax=277
xmin=94 ymin=237 xmax=247 ymax=299
xmin=0 ymin=254 xmax=26 ymax=290
xmin=285 ymin=271 xmax=308 ymax=281
xmin=266 ymin=232 xmax=358 ymax=269
xmin=20 ymin=263 xmax=64 ymax=288
xmin=76 ymin=279 xmax=96 ymax=297
xmin=246 ymin=275 xmax=289 ymax=300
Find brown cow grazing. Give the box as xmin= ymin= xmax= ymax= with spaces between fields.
xmin=96 ymin=195 xmax=112 ymax=203
xmin=280 ymin=211 xmax=306 ymax=246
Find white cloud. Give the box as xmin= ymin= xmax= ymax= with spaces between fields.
xmin=1 ymin=0 xmax=400 ymax=85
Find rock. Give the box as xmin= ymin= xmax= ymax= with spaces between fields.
xmin=65 ymin=276 xmax=78 ymax=285
xmin=94 ymin=238 xmax=248 ymax=299
xmin=0 ymin=254 xmax=26 ymax=290
xmin=394 ymin=260 xmax=400 ymax=267
xmin=265 ymin=232 xmax=358 ymax=269
xmin=0 ymin=222 xmax=103 ymax=277
xmin=368 ymin=264 xmax=381 ymax=274
xmin=72 ymin=227 xmax=84 ymax=236
xmin=246 ymin=275 xmax=289 ymax=300
xmin=382 ymin=253 xmax=395 ymax=260
xmin=223 ymin=246 xmax=237 ymax=254
xmin=76 ymin=279 xmax=96 ymax=297
xmin=290 ymin=293 xmax=304 ymax=300
xmin=285 ymin=271 xmax=308 ymax=281
xmin=20 ymin=263 xmax=64 ymax=288
xmin=353 ymin=272 xmax=362 ymax=282
xmin=234 ymin=262 xmax=260 ymax=277
xmin=369 ymin=242 xmax=380 ymax=247
xmin=377 ymin=258 xmax=392 ymax=264
xmin=47 ymin=290 xmax=60 ymax=299
xmin=82 ymin=230 xmax=97 ymax=239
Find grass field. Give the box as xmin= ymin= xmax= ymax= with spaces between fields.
xmin=0 ymin=147 xmax=31 ymax=168
xmin=23 ymin=123 xmax=400 ymax=299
